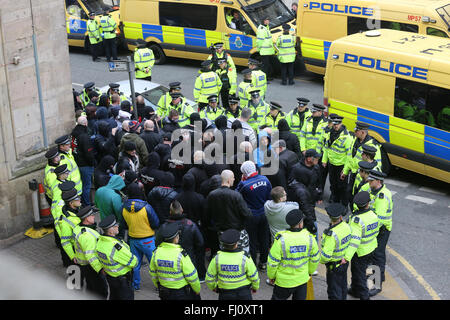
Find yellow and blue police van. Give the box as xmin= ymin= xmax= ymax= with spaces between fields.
xmin=120 ymin=0 xmax=296 ymax=65
xmin=297 ymin=0 xmax=450 ymax=74
xmin=65 ymin=0 xmax=121 ymax=49
xmin=323 ymin=29 xmax=450 ymax=183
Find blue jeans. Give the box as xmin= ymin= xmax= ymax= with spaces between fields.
xmin=130 ymin=236 xmax=156 ymax=289
xmin=79 ymin=166 xmax=94 ymax=206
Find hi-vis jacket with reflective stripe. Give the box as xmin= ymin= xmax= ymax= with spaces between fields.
xmin=344 ymin=208 xmax=379 ymax=261
xmin=267 ymin=228 xmax=320 ymax=288
xmin=54 ymin=207 xmax=81 ymax=260
xmin=60 ymin=150 xmax=82 ymax=195
xmin=256 ymin=24 xmax=275 ymax=56
xmin=370 ymin=184 xmax=393 ymax=232
xmin=99 ymin=14 xmax=117 ymax=39
xmin=343 ymin=136 xmax=382 ymax=175
xmin=319 ymin=221 xmax=352 ymax=264
xmin=206 ymin=250 xmax=260 ymax=291
xmin=300 ymin=116 xmax=328 ymax=152
xmin=251 ymin=69 xmax=267 ymax=98
xmin=149 ymin=242 xmax=201 ymax=294
xmin=87 ymin=19 xmax=102 ymax=45
xmin=276 ymin=34 xmax=296 ymax=63
xmin=286 ymin=108 xmax=312 ymax=139
xmin=96 ymin=235 xmax=138 ymax=277
xmin=322 ymin=126 xmax=353 ymax=166
xmin=194 ymin=71 xmax=222 ymax=104
xmin=134 ymin=47 xmax=155 ymax=78
xmin=73 ymin=225 xmax=102 ymax=272
xmin=246 ymin=99 xmax=270 ymax=132
xmin=44 ymin=165 xmax=58 ymax=199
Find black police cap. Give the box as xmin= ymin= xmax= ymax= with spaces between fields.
xmin=285 ymin=209 xmax=304 ymax=226
xmin=217 ymin=58 xmax=227 ymax=64
xmin=358 ymin=160 xmax=377 ymax=171
xmin=331 ymin=115 xmax=344 ymax=124
xmin=310 ymin=103 xmax=326 ymax=112
xmin=229 ymin=94 xmax=240 ymax=103
xmin=98 ymin=215 xmax=118 ymax=230
xmin=325 ymin=203 xmax=346 ymax=218
xmin=355 ymin=121 xmax=370 ymax=131
xmin=207 ymin=94 xmax=218 ymax=102
xmin=170 ymin=92 xmax=182 ymax=99
xmin=169 ymin=81 xmax=181 ymax=89
xmin=55 ymin=135 xmax=71 ymax=145
xmin=248 ymin=58 xmax=261 ymax=65
xmin=270 ymin=101 xmax=282 ymax=110
xmin=62 ymin=188 xmax=78 ymax=202
xmin=109 ymin=83 xmax=120 ymax=89
xmin=367 ymin=169 xmax=386 ymax=181
xmin=362 ymin=144 xmax=377 ymax=155
xmin=58 ymin=181 xmax=76 ymax=192
xmin=213 ymin=42 xmax=224 ymax=48
xmin=83 ymin=82 xmax=95 ymax=89
xmin=328 ymin=113 xmax=338 ymax=120
xmin=220 ymin=229 xmax=241 ymax=245
xmin=45 ymin=147 xmax=59 ymax=160
xmin=201 ymin=60 xmax=213 ymax=67
xmin=76 ymin=205 xmax=95 ymax=219
xmin=296 ymin=97 xmax=310 ymax=106
xmin=160 ymin=223 xmax=180 ymax=241
xmin=54 ymin=164 xmax=69 ymax=175
xmin=353 ymin=191 xmax=371 ymax=208
xmin=249 ymin=89 xmax=260 ymax=96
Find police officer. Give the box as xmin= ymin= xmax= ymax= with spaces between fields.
xmin=166 ymin=92 xmax=194 ymax=127
xmin=206 ymin=229 xmax=260 ymax=300
xmin=300 ymin=103 xmax=328 ymax=156
xmin=44 ymin=147 xmax=61 ymax=205
xmin=55 ymin=135 xmax=82 ymax=196
xmin=157 ymin=81 xmax=182 ymax=117
xmin=344 ymin=191 xmax=380 ymax=300
xmin=256 ymin=17 xmax=276 ymax=80
xmin=134 ymin=39 xmax=155 ymax=81
xmin=99 ymin=9 xmax=118 ymax=62
xmin=106 ymin=83 xmax=128 ymax=103
xmin=54 ymin=188 xmax=82 ymax=268
xmin=361 ymin=145 xmax=382 ymax=171
xmin=207 ymin=42 xmax=236 ymax=74
xmin=81 ymin=82 xmax=100 ymax=107
xmin=286 ymin=97 xmax=312 ymax=141
xmin=320 ymin=203 xmax=352 ymax=300
xmin=276 ymin=23 xmax=296 ymax=85
xmin=267 ymin=209 xmax=320 ymax=300
xmin=351 ymin=161 xmax=377 ymax=210
xmin=72 ymin=206 xmax=108 ymax=299
xmin=316 ymin=114 xmax=335 ymax=193
xmin=248 ymin=58 xmax=267 ymax=99
xmin=264 ymin=101 xmax=285 ymax=131
xmin=216 ymin=58 xmax=237 ymax=110
xmin=246 ymin=89 xmax=270 ymax=132
xmin=224 ymin=94 xmax=242 ymax=121
xmin=149 ymin=223 xmax=201 ymax=300
xmin=49 ymin=164 xmax=70 ymax=209
xmin=237 ymin=68 xmax=254 ymax=107
xmin=87 ymin=12 xmax=102 ymax=62
xmin=367 ymin=169 xmax=393 ymax=296
xmin=96 ymin=215 xmax=138 ymax=300
xmin=322 ymin=115 xmax=353 ymax=206
xmin=194 ymin=60 xmax=222 ymax=111
xmin=202 ymin=94 xmax=224 ymax=122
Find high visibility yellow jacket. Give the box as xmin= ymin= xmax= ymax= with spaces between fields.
xmin=344 ymin=208 xmax=379 ymax=261
xmin=216 ymin=67 xmax=237 ymax=95
xmin=276 ymin=34 xmax=296 ymax=63
xmin=300 ymin=116 xmax=328 ymax=152
xmin=99 ymin=14 xmax=117 ymax=39
xmin=206 ymin=250 xmax=260 ymax=291
xmin=96 ymin=235 xmax=138 ymax=277
xmin=202 ymin=106 xmax=225 ymax=122
xmin=54 ymin=206 xmax=81 ymax=260
xmin=267 ymin=228 xmax=320 ymax=288
xmin=246 ymin=100 xmax=270 ymax=132
xmin=134 ymin=47 xmax=155 ymax=79
xmin=44 ymin=165 xmax=58 ymax=199
xmin=256 ymin=24 xmax=275 ymax=56
xmin=320 ymin=221 xmax=352 ymax=264
xmin=194 ymin=71 xmax=222 ymax=104
xmin=237 ymin=81 xmax=253 ymax=107
xmin=343 ymin=136 xmax=382 ymax=175
xmin=87 ymin=19 xmax=102 ymax=45
xmin=286 ymin=108 xmax=312 ymax=139
xmin=264 ymin=111 xmax=285 ymax=131
xmin=251 ymin=69 xmax=267 ymax=98
xmin=149 ymin=242 xmax=201 ymax=294
xmin=207 ymin=51 xmax=236 ymax=74
xmin=370 ymin=184 xmax=393 ymax=232
xmin=60 ymin=150 xmax=82 ymax=195
xmin=73 ymin=225 xmax=102 ymax=272
xmin=322 ymin=126 xmax=353 ymax=166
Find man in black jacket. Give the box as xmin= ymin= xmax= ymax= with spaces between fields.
xmin=71 ymin=116 xmax=96 ymax=206
xmin=277 ymin=119 xmax=301 ymax=158
xmin=147 ymin=173 xmax=178 ymax=223
xmin=140 ymin=120 xmax=162 ymax=154
xmin=94 ymin=120 xmax=118 ymax=163
xmin=269 ymin=139 xmax=299 ymax=190
xmin=140 ymin=152 xmax=172 ymax=196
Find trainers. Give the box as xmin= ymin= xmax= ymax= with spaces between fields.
xmin=266 ymin=279 xmax=274 ymax=286
xmin=312 ymin=271 xmax=318 ymax=276
xmin=258 ymin=263 xmax=267 ymax=271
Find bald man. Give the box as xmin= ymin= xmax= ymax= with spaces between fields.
xmin=140 ymin=119 xmax=162 ymax=153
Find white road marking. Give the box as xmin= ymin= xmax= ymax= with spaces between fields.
xmin=391 ymin=191 xmax=397 ymax=196
xmin=384 ymin=179 xmax=410 ymax=188
xmin=418 ymin=187 xmax=447 ymax=196
xmin=405 ymin=195 xmax=436 ymax=205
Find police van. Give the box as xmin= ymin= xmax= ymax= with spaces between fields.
xmin=323 ymin=29 xmax=450 ymax=183
xmin=297 ymin=0 xmax=450 ymax=74
xmin=120 ymin=0 xmax=296 ymax=65
xmin=65 ymin=0 xmax=121 ymax=49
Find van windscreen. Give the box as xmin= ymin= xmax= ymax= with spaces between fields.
xmin=436 ymin=4 xmax=450 ymax=30
xmin=243 ymin=0 xmax=294 ymax=28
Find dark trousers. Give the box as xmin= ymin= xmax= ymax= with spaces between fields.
xmin=260 ymin=54 xmax=277 ymax=79
xmin=271 ymin=283 xmax=307 ymax=300
xmin=80 ymin=265 xmax=108 ymax=299
xmin=347 ymin=172 xmax=357 ymax=208
xmin=219 ymin=285 xmax=252 ymax=300
xmin=159 ymin=285 xmax=199 ymax=300
xmin=137 ymin=76 xmax=152 ymax=81
xmin=220 ymin=88 xmax=230 ymax=110
xmin=280 ymin=62 xmax=294 ymax=84
xmin=326 ymin=262 xmax=349 ymax=300
xmin=106 ymin=272 xmax=134 ymax=300
xmin=194 ymin=247 xmax=206 ymax=281
xmin=90 ymin=42 xmax=102 ymax=61
xmin=103 ymin=38 xmax=118 ymax=61
xmin=372 ymin=226 xmax=390 ymax=282
xmin=350 ymin=252 xmax=374 ymax=300
xmin=319 ymin=158 xmax=328 ymax=192
xmin=328 ymin=164 xmax=348 ymax=206
xmin=246 ymin=214 xmax=270 ymax=265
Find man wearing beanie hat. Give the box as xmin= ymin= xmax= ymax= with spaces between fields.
xmin=206 ymin=228 xmax=260 ymax=300
xmin=344 ymin=191 xmax=379 ymax=300
xmin=119 ymin=119 xmax=149 ymax=169
xmin=267 ymin=209 xmax=320 ymax=300
xmin=96 ymin=214 xmax=138 ymax=300
xmin=72 ymin=206 xmax=108 ymax=299
xmin=236 ymin=161 xmax=272 ymax=271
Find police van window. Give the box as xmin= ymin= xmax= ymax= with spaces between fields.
xmin=225 ymin=8 xmax=255 ymax=36
xmin=427 ymin=27 xmax=449 ymax=38
xmin=347 ymin=17 xmax=418 ymax=35
xmin=159 ymin=3 xmax=217 ymax=30
xmin=394 ymin=78 xmax=450 ymax=131
xmin=66 ymin=0 xmax=82 ymax=17
xmin=141 ymin=86 xmax=169 ymax=107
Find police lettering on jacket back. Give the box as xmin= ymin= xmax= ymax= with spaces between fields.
xmin=221 ymin=264 xmax=239 ymax=272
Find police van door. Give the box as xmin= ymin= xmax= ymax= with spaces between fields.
xmin=222 ymin=7 xmax=255 ymax=60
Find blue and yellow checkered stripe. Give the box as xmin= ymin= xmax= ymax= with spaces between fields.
xmin=301 ymin=37 xmax=332 ymax=62
xmin=329 ymin=100 xmax=450 ymax=163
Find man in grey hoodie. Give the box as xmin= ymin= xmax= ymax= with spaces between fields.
xmin=264 ymin=186 xmax=299 ymax=240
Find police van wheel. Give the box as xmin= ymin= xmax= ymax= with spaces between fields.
xmin=380 ymin=147 xmax=392 ymax=175
xmin=149 ymin=44 xmax=166 ymax=65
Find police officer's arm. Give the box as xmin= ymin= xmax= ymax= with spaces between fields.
xmin=79 ymin=233 xmax=103 ymax=273
xmin=344 ymin=217 xmax=362 ymax=262
xmin=256 ymin=27 xmax=264 ymax=51
xmin=205 ymin=255 xmax=218 ymax=292
xmin=114 ymin=242 xmax=138 ymax=269
xmin=193 ymin=76 xmax=202 ymax=102
xmin=373 ymin=191 xmax=393 ymax=228
xmin=267 ymin=234 xmax=283 ymax=280
xmin=319 ymin=231 xmax=335 ymax=265
xmin=149 ymin=251 xmax=159 ymax=288
xmin=181 ymin=252 xmax=201 ymax=294
xmin=299 ymin=119 xmax=307 ymax=152
xmin=308 ymin=234 xmax=320 ymax=275
xmin=245 ymin=254 xmax=260 ymax=291
xmin=322 ymin=136 xmax=329 ymax=166
xmin=342 ymin=136 xmax=356 ymax=176
xmin=229 ymin=69 xmax=237 ymax=95
xmin=149 ymin=49 xmax=155 ymax=69
xmin=226 ymin=54 xmax=236 ymax=73
xmin=216 ymin=74 xmax=223 ymax=92
xmin=59 ymin=219 xmax=77 ymax=260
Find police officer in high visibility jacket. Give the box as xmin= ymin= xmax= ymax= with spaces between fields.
xmin=246 ymin=89 xmax=270 ymax=132
xmin=216 ymin=58 xmax=237 ymax=110
xmin=276 ymin=23 xmax=296 ymax=85
xmin=49 ymin=164 xmax=70 ymax=210
xmin=300 ymin=103 xmax=328 ymax=156
xmin=264 ymin=101 xmax=285 ymax=131
xmin=367 ymin=169 xmax=393 ymax=297
xmin=256 ymin=17 xmax=276 ymax=80
xmin=56 ymin=135 xmax=82 ymax=196
xmin=238 ymin=68 xmax=254 ymax=107
xmin=351 ymin=161 xmax=377 ymax=210
xmin=344 ymin=191 xmax=379 ymax=300
xmin=134 ymin=39 xmax=155 ymax=81
xmin=322 ymin=115 xmax=353 ymax=207
xmin=99 ymin=9 xmax=118 ymax=62
xmin=150 ymin=223 xmax=201 ymax=300
xmin=202 ymin=94 xmax=224 ymax=122
xmin=106 ymin=83 xmax=128 ymax=103
xmin=44 ymin=147 xmax=61 ymax=204
xmin=54 ymin=188 xmax=82 ymax=268
xmin=157 ymin=81 xmax=182 ymax=118
xmin=96 ymin=215 xmax=138 ymax=300
xmin=194 ymin=60 xmax=222 ymax=111
xmin=248 ymin=58 xmax=267 ymax=99
xmin=206 ymin=229 xmax=260 ymax=300
xmin=320 ymin=203 xmax=352 ymax=300
xmin=224 ymin=94 xmax=242 ymax=121
xmin=165 ymin=92 xmax=194 ymax=128
xmin=286 ymin=97 xmax=312 ymax=141
xmin=81 ymin=82 xmax=101 ymax=107
xmin=87 ymin=12 xmax=102 ymax=62
xmin=73 ymin=206 xmax=108 ymax=299
xmin=207 ymin=42 xmax=236 ymax=74
xmin=267 ymin=209 xmax=320 ymax=300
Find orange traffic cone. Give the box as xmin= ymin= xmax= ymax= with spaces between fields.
xmin=38 ymin=183 xmax=52 ymax=226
